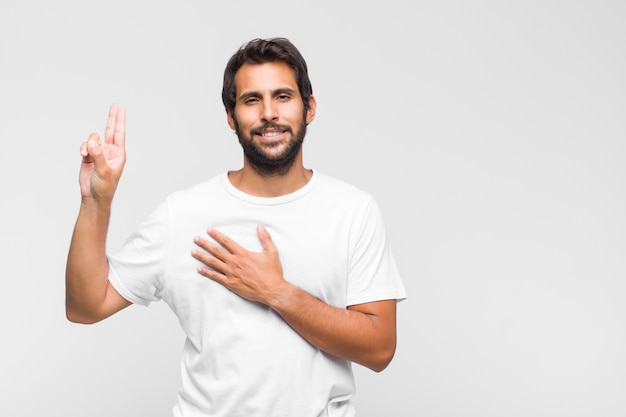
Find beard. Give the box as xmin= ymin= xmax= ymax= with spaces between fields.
xmin=233 ymin=116 xmax=307 ymax=177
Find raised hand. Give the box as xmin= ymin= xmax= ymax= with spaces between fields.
xmin=78 ymin=104 xmax=126 ymax=203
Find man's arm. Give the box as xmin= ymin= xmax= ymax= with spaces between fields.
xmin=272 ymin=288 xmax=397 ymax=372
xmin=66 ymin=104 xmax=131 ymax=324
xmin=192 ymin=225 xmax=398 ymax=372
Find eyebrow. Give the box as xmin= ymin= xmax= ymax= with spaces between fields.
xmin=237 ymin=87 xmax=299 ymax=103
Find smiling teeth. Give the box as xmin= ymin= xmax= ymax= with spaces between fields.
xmin=261 ymin=131 xmax=281 ymax=137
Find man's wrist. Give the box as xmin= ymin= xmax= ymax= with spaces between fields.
xmin=267 ymin=281 xmax=306 ymax=314
xmin=80 ymin=196 xmax=113 ymax=217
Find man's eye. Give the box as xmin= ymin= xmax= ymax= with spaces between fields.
xmin=277 ymin=94 xmax=290 ymax=101
xmin=245 ymin=98 xmax=259 ymax=104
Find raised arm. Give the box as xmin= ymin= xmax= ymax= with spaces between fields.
xmin=192 ymin=225 xmax=398 ymax=372
xmin=66 ymin=104 xmax=131 ymax=324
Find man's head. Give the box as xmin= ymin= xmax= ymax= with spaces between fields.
xmin=222 ymin=38 xmax=313 ymax=116
xmin=222 ymin=38 xmax=316 ymax=176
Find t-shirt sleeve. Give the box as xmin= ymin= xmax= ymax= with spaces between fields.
xmin=346 ymin=199 xmax=406 ymax=306
xmin=107 ymin=201 xmax=171 ymax=306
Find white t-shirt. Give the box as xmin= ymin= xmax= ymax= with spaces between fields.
xmin=108 ymin=171 xmax=406 ymax=417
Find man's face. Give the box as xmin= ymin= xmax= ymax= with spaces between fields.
xmin=228 ymin=61 xmax=316 ymax=176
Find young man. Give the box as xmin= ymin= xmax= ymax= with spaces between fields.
xmin=66 ymin=38 xmax=406 ymax=416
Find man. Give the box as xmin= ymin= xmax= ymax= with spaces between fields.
xmin=66 ymin=38 xmax=406 ymax=416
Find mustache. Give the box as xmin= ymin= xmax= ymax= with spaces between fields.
xmin=251 ymin=123 xmax=293 ymax=135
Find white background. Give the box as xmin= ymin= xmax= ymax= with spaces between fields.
xmin=1 ymin=1 xmax=625 ymax=416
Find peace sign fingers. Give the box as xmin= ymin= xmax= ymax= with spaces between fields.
xmin=104 ymin=103 xmax=126 ymax=149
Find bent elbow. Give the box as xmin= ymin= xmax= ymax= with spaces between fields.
xmin=364 ymin=340 xmax=397 ymax=373
xmin=65 ymin=302 xmax=101 ymax=325
xmin=372 ymin=347 xmax=396 ymax=373
xmin=65 ymin=309 xmax=90 ymax=324
xmin=66 ymin=311 xmax=101 ymax=325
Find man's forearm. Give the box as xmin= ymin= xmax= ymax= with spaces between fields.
xmin=268 ymin=283 xmax=397 ymax=372
xmin=65 ymin=199 xmax=112 ymax=323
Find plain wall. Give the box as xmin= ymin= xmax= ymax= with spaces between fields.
xmin=1 ymin=1 xmax=624 ymax=416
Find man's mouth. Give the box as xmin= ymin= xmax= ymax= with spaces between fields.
xmin=259 ymin=130 xmax=284 ymax=138
xmin=254 ymin=124 xmax=291 ymax=139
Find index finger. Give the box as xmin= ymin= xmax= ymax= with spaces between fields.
xmin=207 ymin=228 xmax=243 ymax=254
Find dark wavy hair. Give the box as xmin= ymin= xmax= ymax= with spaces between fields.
xmin=221 ymin=38 xmax=313 ymax=115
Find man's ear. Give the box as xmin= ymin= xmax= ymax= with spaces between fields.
xmin=227 ymin=110 xmax=236 ymax=131
xmin=305 ymin=95 xmax=317 ymax=125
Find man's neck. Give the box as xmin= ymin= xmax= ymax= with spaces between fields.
xmin=227 ymin=162 xmax=313 ymax=197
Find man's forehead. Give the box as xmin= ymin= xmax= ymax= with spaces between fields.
xmin=234 ymin=62 xmax=298 ymax=95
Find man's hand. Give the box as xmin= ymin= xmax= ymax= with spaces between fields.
xmin=79 ymin=103 xmax=126 ymax=204
xmin=192 ymin=225 xmax=288 ymax=305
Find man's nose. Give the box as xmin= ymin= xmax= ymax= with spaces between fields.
xmin=261 ymin=100 xmax=278 ymax=122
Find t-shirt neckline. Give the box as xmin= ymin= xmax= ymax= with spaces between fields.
xmin=221 ymin=170 xmax=318 ymax=206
